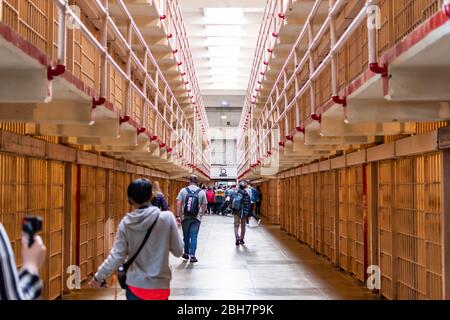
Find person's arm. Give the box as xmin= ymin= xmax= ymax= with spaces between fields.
xmin=199 ymin=191 xmax=207 ymax=220
xmin=0 ymin=224 xmax=45 ymax=300
xmin=93 ymin=220 xmax=128 ymax=283
xmin=169 ymin=214 xmax=183 ymax=257
xmin=175 ymin=189 xmax=184 ymax=221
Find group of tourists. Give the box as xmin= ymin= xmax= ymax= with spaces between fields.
xmin=1 ymin=175 xmax=263 ymax=301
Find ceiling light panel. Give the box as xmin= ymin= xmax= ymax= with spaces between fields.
xmin=204 ymin=8 xmax=244 ymax=19
xmin=205 ymin=37 xmax=242 ymax=46
xmin=205 ymin=25 xmax=242 ymax=37
xmin=208 ymin=46 xmax=241 ymax=57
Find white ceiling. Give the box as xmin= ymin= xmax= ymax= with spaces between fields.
xmin=180 ymin=0 xmax=265 ymax=97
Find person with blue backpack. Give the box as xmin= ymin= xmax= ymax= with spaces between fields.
xmin=176 ymin=175 xmax=207 ymax=263
xmin=230 ymin=181 xmax=251 ymax=246
xmin=247 ymin=181 xmax=262 ymax=226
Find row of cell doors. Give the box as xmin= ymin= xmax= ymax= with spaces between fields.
xmin=276 ymin=152 xmax=444 ymax=299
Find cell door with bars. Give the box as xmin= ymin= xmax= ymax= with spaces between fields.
xmin=347 ymin=166 xmax=365 ymax=282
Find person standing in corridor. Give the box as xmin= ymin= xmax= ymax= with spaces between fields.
xmin=176 ymin=175 xmax=207 ymax=263
xmin=255 ymin=186 xmax=263 ymax=221
xmin=205 ymin=187 xmax=215 ymax=215
xmin=230 ymin=181 xmax=251 ymax=246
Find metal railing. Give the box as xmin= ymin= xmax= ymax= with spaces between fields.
xmin=48 ymin=0 xmax=208 ymax=170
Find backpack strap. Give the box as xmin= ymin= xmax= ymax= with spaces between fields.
xmin=124 ymin=212 xmax=160 ymax=269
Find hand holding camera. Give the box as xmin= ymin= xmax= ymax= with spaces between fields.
xmin=21 ymin=217 xmax=46 ymax=275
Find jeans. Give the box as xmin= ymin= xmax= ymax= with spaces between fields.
xmin=182 ymin=218 xmax=201 ymax=256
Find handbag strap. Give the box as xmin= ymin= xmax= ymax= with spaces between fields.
xmin=124 ymin=213 xmax=159 ymax=269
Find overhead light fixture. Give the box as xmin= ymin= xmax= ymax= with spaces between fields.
xmin=205 ymin=25 xmax=242 ymax=37
xmin=208 ymin=46 xmax=241 ymax=57
xmin=204 ymin=8 xmax=244 ymax=19
xmin=206 ymin=37 xmax=242 ymax=46
xmin=210 ymin=67 xmax=240 ymax=75
xmin=222 ymin=101 xmax=228 ymax=106
xmin=221 ymin=115 xmax=227 ymax=119
xmin=208 ymin=57 xmax=240 ymax=66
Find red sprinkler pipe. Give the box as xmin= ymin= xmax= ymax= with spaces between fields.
xmin=47 ymin=64 xmax=65 ymax=80
xmin=332 ymin=95 xmax=347 ymax=107
xmin=92 ymin=97 xmax=106 ymax=109
xmin=296 ymin=126 xmax=305 ymax=134
xmin=119 ymin=115 xmax=130 ymax=124
xmin=311 ymin=113 xmax=322 ymax=123
xmin=369 ymin=62 xmax=388 ymax=77
xmin=444 ymin=3 xmax=450 ymax=17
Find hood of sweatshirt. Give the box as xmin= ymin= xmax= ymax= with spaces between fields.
xmin=122 ymin=206 xmax=161 ymax=231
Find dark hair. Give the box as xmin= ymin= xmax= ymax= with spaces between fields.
xmin=127 ymin=179 xmax=152 ymax=205
xmin=189 ymin=175 xmax=198 ymax=184
xmin=239 ymin=181 xmax=247 ymax=190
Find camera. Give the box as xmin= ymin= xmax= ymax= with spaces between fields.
xmin=22 ymin=216 xmax=43 ymax=247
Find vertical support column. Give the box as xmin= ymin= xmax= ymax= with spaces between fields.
xmin=0 ymin=0 xmax=3 ymax=21
xmin=334 ymin=169 xmax=340 ymax=266
xmin=441 ymin=149 xmax=450 ymax=299
xmin=307 ymin=21 xmax=317 ymax=117
xmin=391 ymin=160 xmax=398 ymax=299
xmin=362 ymin=163 xmax=369 ymax=281
xmin=75 ymin=164 xmax=81 ymax=268
xmin=99 ymin=5 xmax=108 ymax=101
xmin=62 ymin=163 xmax=74 ymax=294
xmin=104 ymin=169 xmax=111 ymax=256
xmin=367 ymin=162 xmax=379 ymax=273
xmin=142 ymin=50 xmax=148 ymax=129
xmin=125 ymin=19 xmax=132 ymax=117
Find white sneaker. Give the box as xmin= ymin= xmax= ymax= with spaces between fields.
xmin=257 ymin=219 xmax=261 ymax=226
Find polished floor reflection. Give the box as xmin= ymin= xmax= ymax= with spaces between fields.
xmin=63 ymin=215 xmax=378 ymax=300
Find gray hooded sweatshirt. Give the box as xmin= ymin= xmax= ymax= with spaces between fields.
xmin=95 ymin=206 xmax=183 ymax=289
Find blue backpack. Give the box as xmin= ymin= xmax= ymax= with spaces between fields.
xmin=250 ymin=187 xmax=258 ymax=203
xmin=231 ymin=190 xmax=244 ymax=212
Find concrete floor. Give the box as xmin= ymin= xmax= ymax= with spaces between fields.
xmin=63 ymin=215 xmax=379 ymax=300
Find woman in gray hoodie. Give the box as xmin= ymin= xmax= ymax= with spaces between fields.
xmin=90 ymin=179 xmax=184 ymax=300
